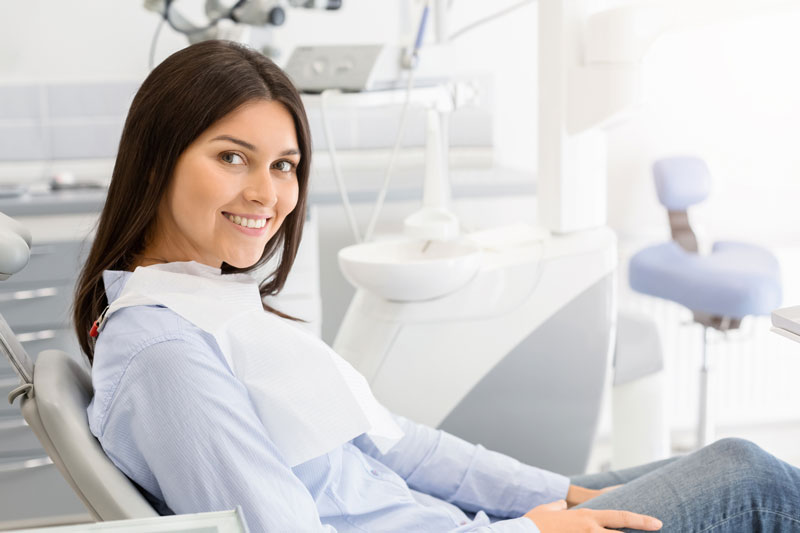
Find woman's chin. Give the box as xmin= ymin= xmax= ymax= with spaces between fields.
xmin=225 ymin=255 xmax=263 ymax=270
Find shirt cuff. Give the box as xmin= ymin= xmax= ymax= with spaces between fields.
xmin=509 ymin=464 xmax=570 ymax=515
xmin=486 ymin=516 xmax=541 ymax=533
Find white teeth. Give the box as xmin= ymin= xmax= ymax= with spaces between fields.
xmin=226 ymin=214 xmax=267 ymax=229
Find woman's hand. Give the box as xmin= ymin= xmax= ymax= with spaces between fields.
xmin=566 ymin=484 xmax=622 ymax=507
xmin=523 ymin=499 xmax=662 ymax=532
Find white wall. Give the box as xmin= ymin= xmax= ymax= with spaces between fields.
xmin=607 ymin=9 xmax=800 ymax=245
xmin=0 ymin=0 xmax=183 ymax=82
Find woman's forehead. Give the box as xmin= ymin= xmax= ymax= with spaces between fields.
xmin=201 ymin=100 xmax=298 ymax=152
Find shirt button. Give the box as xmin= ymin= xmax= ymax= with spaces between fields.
xmin=370 ymin=469 xmax=379 ymax=476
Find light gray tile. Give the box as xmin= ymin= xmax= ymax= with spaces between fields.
xmin=0 ymin=124 xmax=47 ymax=161
xmin=354 ymin=107 xmax=427 ymax=149
xmin=448 ymin=109 xmax=493 ymax=147
xmin=308 ymin=104 xmax=491 ymax=150
xmin=0 ymin=85 xmax=42 ymax=120
xmin=306 ymin=108 xmax=358 ymax=150
xmin=49 ymin=121 xmax=123 ymax=160
xmin=46 ymin=82 xmax=138 ymax=119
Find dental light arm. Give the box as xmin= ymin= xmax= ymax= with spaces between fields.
xmin=143 ymin=0 xmax=342 ymax=44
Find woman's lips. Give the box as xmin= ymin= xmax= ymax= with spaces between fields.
xmin=222 ymin=212 xmax=271 ymax=235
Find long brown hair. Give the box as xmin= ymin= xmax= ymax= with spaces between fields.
xmin=74 ymin=40 xmax=312 ymax=363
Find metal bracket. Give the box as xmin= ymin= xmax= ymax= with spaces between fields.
xmin=8 ymin=382 xmax=33 ymax=405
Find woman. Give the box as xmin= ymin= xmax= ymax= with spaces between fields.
xmin=75 ymin=40 xmax=800 ymax=532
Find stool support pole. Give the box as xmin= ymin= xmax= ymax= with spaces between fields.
xmin=697 ymin=325 xmax=713 ymax=448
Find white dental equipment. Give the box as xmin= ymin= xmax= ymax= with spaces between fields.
xmin=143 ymin=0 xmax=342 ymax=65
xmin=0 ymin=212 xmax=32 ymax=282
xmin=329 ymin=1 xmax=621 ymax=475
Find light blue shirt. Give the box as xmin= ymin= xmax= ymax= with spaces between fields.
xmin=88 ymin=270 xmax=569 ymax=532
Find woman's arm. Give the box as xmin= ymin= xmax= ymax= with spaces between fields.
xmin=95 ymin=335 xmax=335 ymax=532
xmin=352 ymin=413 xmax=570 ymax=518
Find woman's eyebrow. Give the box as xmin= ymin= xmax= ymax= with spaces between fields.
xmin=210 ymin=136 xmax=299 ymax=158
xmin=210 ymin=135 xmax=257 ymax=152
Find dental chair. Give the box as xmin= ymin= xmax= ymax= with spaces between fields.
xmin=0 ymin=211 xmax=158 ymax=522
xmin=628 ymin=156 xmax=782 ymax=448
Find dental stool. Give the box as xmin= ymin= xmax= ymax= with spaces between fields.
xmin=628 ymin=156 xmax=782 ymax=448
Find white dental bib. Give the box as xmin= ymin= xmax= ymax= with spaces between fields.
xmin=105 ymin=261 xmax=403 ymax=467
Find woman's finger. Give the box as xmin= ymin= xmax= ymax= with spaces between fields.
xmin=533 ymin=499 xmax=567 ymax=512
xmin=592 ymin=509 xmax=663 ymax=530
xmin=599 ymin=483 xmax=623 ymax=493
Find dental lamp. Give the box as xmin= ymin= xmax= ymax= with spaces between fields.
xmin=143 ymin=0 xmax=342 ymax=44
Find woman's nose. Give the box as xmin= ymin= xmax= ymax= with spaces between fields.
xmin=244 ymin=169 xmax=278 ymax=207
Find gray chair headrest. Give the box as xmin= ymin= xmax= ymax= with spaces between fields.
xmin=0 ymin=211 xmax=32 ymax=280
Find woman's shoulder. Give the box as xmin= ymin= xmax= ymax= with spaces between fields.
xmin=96 ymin=304 xmax=211 ymax=361
xmin=91 ymin=306 xmax=220 ymax=394
xmin=88 ymin=304 xmax=229 ymax=436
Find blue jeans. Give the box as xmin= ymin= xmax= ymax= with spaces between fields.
xmin=570 ymin=438 xmax=800 ymax=532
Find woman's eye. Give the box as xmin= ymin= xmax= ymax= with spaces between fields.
xmin=274 ymin=160 xmax=295 ymax=173
xmin=220 ymin=152 xmax=245 ymax=165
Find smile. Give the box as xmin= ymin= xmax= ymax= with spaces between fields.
xmin=224 ymin=213 xmax=269 ymax=229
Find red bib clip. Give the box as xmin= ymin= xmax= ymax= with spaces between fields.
xmin=90 ymin=306 xmax=110 ymax=339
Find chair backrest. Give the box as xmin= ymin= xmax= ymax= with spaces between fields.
xmin=0 ymin=209 xmax=159 ymax=521
xmin=18 ymin=349 xmax=159 ymax=521
xmin=652 ymin=156 xmax=712 ymax=253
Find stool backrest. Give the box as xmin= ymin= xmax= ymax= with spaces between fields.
xmin=653 ymin=157 xmax=711 ymax=210
xmin=653 ymin=157 xmax=712 ymax=253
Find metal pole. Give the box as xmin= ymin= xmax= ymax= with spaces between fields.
xmin=697 ymin=325 xmax=712 ymax=448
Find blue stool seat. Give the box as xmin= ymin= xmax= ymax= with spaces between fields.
xmin=630 ymin=240 xmax=782 ymax=319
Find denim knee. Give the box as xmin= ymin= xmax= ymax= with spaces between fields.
xmin=707 ymin=437 xmax=763 ymax=456
xmin=702 ymin=438 xmax=766 ymax=468
xmin=701 ymin=438 xmax=777 ymax=492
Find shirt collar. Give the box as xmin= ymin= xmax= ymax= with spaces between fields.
xmin=102 ymin=270 xmax=132 ymax=304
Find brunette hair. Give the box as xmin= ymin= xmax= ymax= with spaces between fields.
xmin=74 ymin=40 xmax=312 ymax=363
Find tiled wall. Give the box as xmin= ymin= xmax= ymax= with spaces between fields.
xmin=0 ymin=82 xmax=137 ymax=162
xmin=0 ymin=80 xmax=493 ymax=164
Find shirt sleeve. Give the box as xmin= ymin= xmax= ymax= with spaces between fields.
xmin=352 ymin=413 xmax=569 ymax=519
xmin=94 ymin=334 xmax=335 ymax=532
xmin=467 ymin=516 xmax=541 ymax=533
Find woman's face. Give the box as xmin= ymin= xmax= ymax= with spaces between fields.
xmin=147 ymin=99 xmax=300 ymax=269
